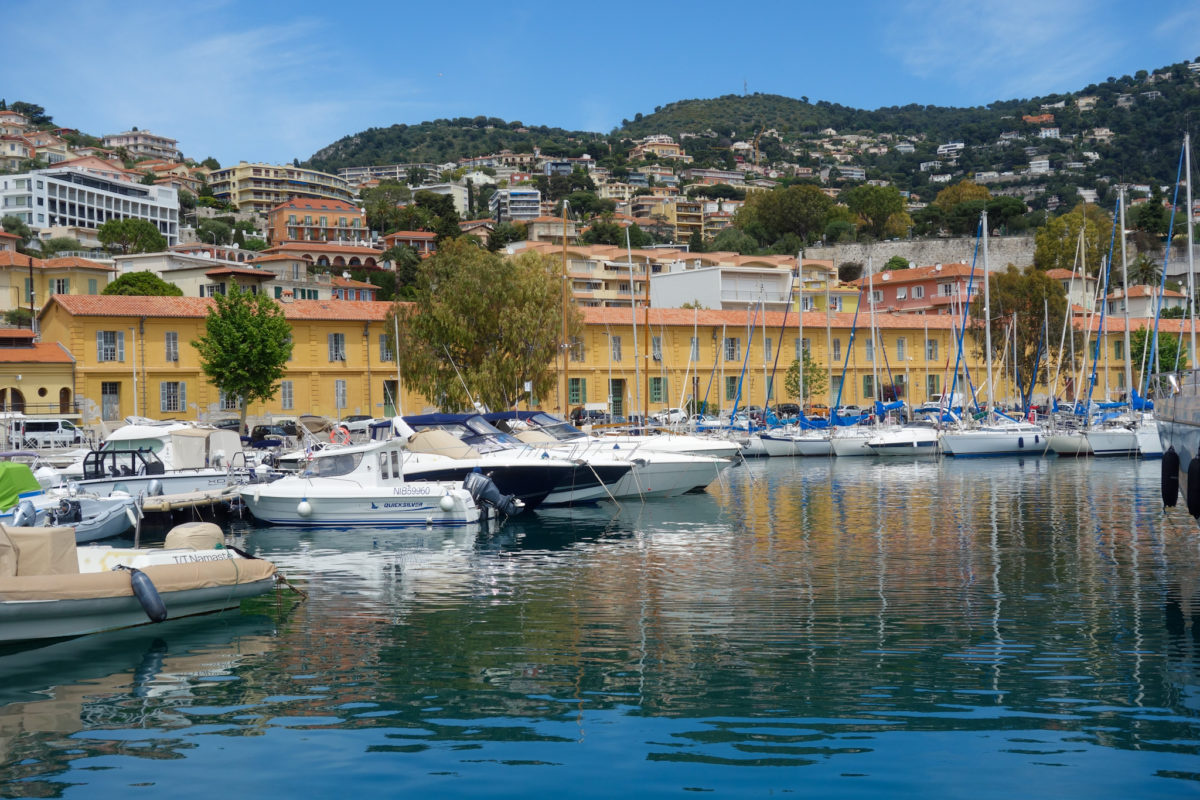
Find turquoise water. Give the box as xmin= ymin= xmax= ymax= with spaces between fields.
xmin=2 ymin=457 xmax=1199 ymax=798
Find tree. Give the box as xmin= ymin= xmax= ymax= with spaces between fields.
xmin=968 ymin=265 xmax=1070 ymax=405
xmin=885 ymin=255 xmax=911 ymax=271
xmin=1 ymin=215 xmax=32 ymax=249
xmin=361 ymin=181 xmax=412 ymax=233
xmin=932 ymin=180 xmax=991 ymax=210
xmin=580 ymin=220 xmax=652 ymax=248
xmin=3 ymin=308 xmax=32 ymax=326
xmin=1127 ymin=253 xmax=1161 ymax=287
xmin=192 ymin=285 xmax=293 ymax=430
xmin=196 ymin=218 xmax=233 ymax=246
xmin=487 ymin=222 xmax=527 ymax=252
xmin=395 ymin=239 xmax=581 ymax=411
xmin=1033 ymin=202 xmax=1113 ymax=276
xmin=843 ymin=184 xmax=904 ymax=239
xmin=710 ymin=227 xmax=760 ymax=254
xmin=97 ymin=218 xmax=167 ymax=254
xmin=986 ymin=196 xmax=1027 ymax=234
xmin=102 ymin=270 xmax=184 ymax=296
xmin=200 ymin=157 xmax=221 ymax=170
xmin=784 ymin=349 xmax=826 ymax=405
xmin=382 ymin=244 xmax=421 ymax=299
xmin=1131 ymin=327 xmax=1187 ymax=393
xmin=406 ymin=166 xmax=429 ymax=187
xmin=739 ymin=184 xmax=834 ymax=244
xmin=242 ymin=237 xmax=269 ymax=251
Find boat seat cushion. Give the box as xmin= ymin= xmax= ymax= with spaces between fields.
xmin=0 ymin=558 xmax=276 ymax=601
xmin=406 ymin=429 xmax=481 ymax=459
xmin=0 ymin=525 xmax=79 ymax=576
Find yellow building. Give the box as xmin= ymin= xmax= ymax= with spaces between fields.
xmin=31 ymin=294 xmax=1161 ymax=430
xmin=0 ymin=251 xmax=114 ymax=320
xmin=38 ymin=295 xmax=425 ymax=426
xmin=207 ymin=162 xmax=355 ymax=214
xmin=0 ymin=329 xmax=76 ymax=417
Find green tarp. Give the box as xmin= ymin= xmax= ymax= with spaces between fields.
xmin=0 ymin=462 xmax=43 ymax=512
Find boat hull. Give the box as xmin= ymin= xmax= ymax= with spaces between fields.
xmin=1047 ymin=432 xmax=1092 ymax=457
xmin=241 ymin=481 xmax=480 ymax=528
xmin=1084 ymin=428 xmax=1138 ymax=457
xmin=940 ymin=426 xmax=1047 ymax=457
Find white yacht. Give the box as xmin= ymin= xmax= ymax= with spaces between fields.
xmin=866 ymin=421 xmax=940 ymax=456
xmin=240 ymin=437 xmax=512 ymax=528
xmin=940 ymin=419 xmax=1047 ymax=457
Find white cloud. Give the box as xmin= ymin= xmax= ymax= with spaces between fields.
xmin=884 ymin=0 xmax=1116 ymax=101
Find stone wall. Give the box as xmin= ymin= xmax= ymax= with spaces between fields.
xmin=804 ymin=235 xmax=1037 ymax=272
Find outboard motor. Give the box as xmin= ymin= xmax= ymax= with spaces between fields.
xmin=51 ymin=498 xmax=82 ymax=525
xmin=462 ymin=470 xmax=524 ymax=518
xmin=147 ymin=479 xmax=165 ymax=497
xmin=12 ymin=499 xmax=38 ymax=528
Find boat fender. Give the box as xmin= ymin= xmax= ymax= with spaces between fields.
xmin=117 ymin=566 xmax=168 ymax=623
xmin=331 ymin=426 xmax=351 ymax=445
xmin=1162 ymin=447 xmax=1180 ymax=508
xmin=1187 ymin=458 xmax=1200 ymax=518
xmin=12 ymin=499 xmax=37 ymax=528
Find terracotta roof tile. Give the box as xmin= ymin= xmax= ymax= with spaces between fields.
xmin=262 ymin=242 xmax=383 ymax=256
xmin=0 ymin=342 xmax=75 ymax=363
xmin=205 ymin=266 xmax=272 ymax=278
xmin=41 ymin=294 xmax=396 ymax=322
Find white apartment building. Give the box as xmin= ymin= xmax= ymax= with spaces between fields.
xmin=412 ymin=182 xmax=469 ymax=216
xmin=102 ymin=129 xmax=181 ymax=161
xmin=489 ymin=188 xmax=542 ymax=223
xmin=0 ymin=165 xmax=180 ymax=245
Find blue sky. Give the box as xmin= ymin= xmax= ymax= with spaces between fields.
xmin=6 ymin=0 xmax=1199 ymax=167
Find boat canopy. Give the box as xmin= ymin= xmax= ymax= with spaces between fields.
xmin=0 ymin=462 xmax=42 ymax=512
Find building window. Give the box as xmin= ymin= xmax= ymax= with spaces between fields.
xmin=690 ymin=336 xmax=700 ymax=361
xmin=863 ymin=375 xmax=875 ymax=399
xmin=101 ymin=381 xmax=120 ymax=421
xmin=896 ymin=337 xmax=906 ymax=361
xmin=725 ymin=375 xmax=739 ymax=401
xmin=160 ymin=381 xmax=186 ymax=413
xmin=219 ymin=391 xmax=240 ymax=411
xmin=871 ymin=290 xmax=883 ymax=304
xmin=610 ymin=335 xmax=622 ymax=361
xmin=1114 ymin=339 xmax=1124 ymax=360
xmin=865 ymin=338 xmax=874 ymax=361
xmin=334 ymin=379 xmax=347 ymax=411
xmin=724 ymin=337 xmax=741 ymax=361
xmin=651 ymin=335 xmax=662 ymax=362
xmin=912 ymin=286 xmax=924 ymax=299
xmin=88 ymin=278 xmax=98 ymax=294
xmin=927 ymin=374 xmax=940 ymax=398
xmin=379 ymin=333 xmax=394 ymax=362
xmin=763 ymin=337 xmax=772 ymax=362
xmin=831 ymin=375 xmax=843 ymax=399
xmin=832 ymin=338 xmax=841 ymax=362
xmin=51 ymin=278 xmax=69 ymax=295
xmin=649 ymin=376 xmax=665 ymax=403
xmin=939 ymin=283 xmax=954 ymax=297
xmin=568 ymin=377 xmax=586 ymax=405
xmin=281 ymin=380 xmax=294 ymax=410
xmin=926 ymin=338 xmax=938 ymax=361
xmin=829 ymin=296 xmax=842 ymax=312
xmin=165 ymin=331 xmax=178 ymax=362
xmin=328 ymin=332 xmax=346 ymax=361
xmin=569 ymin=336 xmax=585 ymax=362
xmin=96 ymin=330 xmax=124 ymax=362
xmin=896 ymin=287 xmax=907 ymax=300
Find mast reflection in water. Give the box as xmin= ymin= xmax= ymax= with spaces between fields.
xmin=1 ymin=457 xmax=1197 ymax=799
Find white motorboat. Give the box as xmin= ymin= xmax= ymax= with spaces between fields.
xmin=60 ymin=418 xmax=250 ymax=497
xmin=491 ymin=411 xmax=743 ymax=460
xmin=1084 ymin=424 xmax=1138 ymax=457
xmin=829 ymin=426 xmax=882 ymax=457
xmin=240 ymin=437 xmax=519 ymax=528
xmin=758 ymin=427 xmax=832 ymax=457
xmin=866 ymin=422 xmax=940 ymax=456
xmin=0 ymin=521 xmax=278 ymax=643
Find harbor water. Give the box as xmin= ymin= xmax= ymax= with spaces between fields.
xmin=2 ymin=456 xmax=1199 ymax=798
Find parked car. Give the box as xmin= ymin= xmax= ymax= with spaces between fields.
xmin=250 ymin=424 xmax=295 ymax=444
xmin=8 ymin=418 xmax=85 ymax=449
xmin=652 ymin=407 xmax=687 ymax=424
xmin=835 ymin=405 xmax=862 ymax=418
xmin=804 ymin=403 xmax=830 ymax=418
xmin=773 ymin=403 xmax=801 ymax=418
xmin=212 ymin=417 xmax=247 ymax=435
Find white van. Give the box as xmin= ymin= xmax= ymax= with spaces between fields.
xmin=10 ymin=418 xmax=85 ymax=448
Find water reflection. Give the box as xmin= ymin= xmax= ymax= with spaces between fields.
xmin=1 ymin=458 xmax=1198 ymax=797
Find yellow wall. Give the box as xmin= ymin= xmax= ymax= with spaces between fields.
xmin=34 ymin=301 xmax=1142 ymax=427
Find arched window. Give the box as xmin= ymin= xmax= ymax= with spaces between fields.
xmin=333 ymin=256 xmax=346 ymax=267
xmin=1 ymin=388 xmax=25 ymax=413
xmin=316 ymin=256 xmax=330 ymax=267
xmin=59 ymin=387 xmax=71 ymax=414
xmin=348 ymin=257 xmax=361 ymax=266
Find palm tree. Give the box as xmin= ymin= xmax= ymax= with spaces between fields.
xmin=1127 ymin=253 xmax=1161 ymax=287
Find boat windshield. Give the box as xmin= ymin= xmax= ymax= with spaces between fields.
xmin=308 ymin=451 xmax=363 ymax=477
xmin=524 ymin=413 xmax=586 ymax=442
xmin=100 ymin=437 xmax=165 ymax=453
xmin=410 ymin=417 xmax=524 ymax=454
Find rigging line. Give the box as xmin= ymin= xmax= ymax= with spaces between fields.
xmin=1147 ymin=139 xmax=1187 ymax=393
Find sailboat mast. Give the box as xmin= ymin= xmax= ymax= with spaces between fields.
xmin=1119 ymin=189 xmax=1134 ymax=400
xmin=1186 ymin=132 xmax=1197 ymax=367
xmin=561 ymin=201 xmax=570 ymax=417
xmin=982 ymin=209 xmax=995 ymax=415
xmin=798 ymin=257 xmax=805 ymax=406
xmin=625 ymin=228 xmax=641 ymax=418
xmin=867 ymin=256 xmax=880 ymax=416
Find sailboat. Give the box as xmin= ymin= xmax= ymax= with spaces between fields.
xmin=940 ymin=210 xmax=1048 ymax=457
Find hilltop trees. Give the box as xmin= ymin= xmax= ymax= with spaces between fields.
xmin=843 ymin=184 xmax=905 ymax=240
xmin=98 ymin=218 xmax=167 ymax=254
xmin=736 ymin=184 xmax=834 ymax=247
